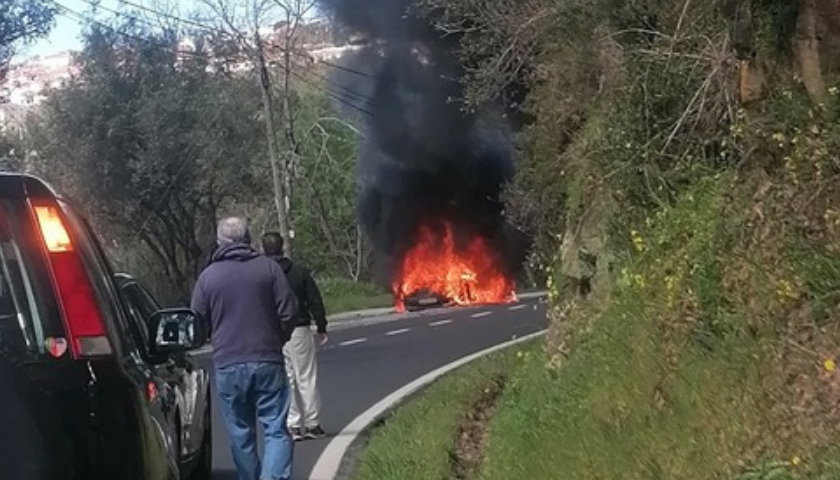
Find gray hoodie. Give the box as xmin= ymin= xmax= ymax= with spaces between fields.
xmin=191 ymin=243 xmax=298 ymax=369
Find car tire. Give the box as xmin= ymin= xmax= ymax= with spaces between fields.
xmin=188 ymin=400 xmax=212 ymax=480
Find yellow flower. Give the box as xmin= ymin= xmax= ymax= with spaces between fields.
xmin=633 ymin=274 xmax=646 ymax=288
xmin=630 ymin=230 xmax=645 ymax=253
xmin=776 ymin=279 xmax=796 ymax=301
xmin=791 ymin=455 xmax=802 ymax=466
xmin=824 ymin=359 xmax=836 ymax=372
xmin=770 ymin=132 xmax=787 ymax=148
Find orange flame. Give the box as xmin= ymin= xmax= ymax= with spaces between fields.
xmin=393 ymin=222 xmax=516 ymax=312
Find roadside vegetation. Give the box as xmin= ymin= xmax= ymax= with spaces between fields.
xmin=319 ymin=278 xmax=392 ymax=315
xmin=353 ymin=341 xmax=538 ymax=480
xmin=352 ymin=0 xmax=840 ymax=477
xmin=414 ymin=0 xmax=840 ymax=476
xmin=0 ymin=2 xmax=378 ymax=308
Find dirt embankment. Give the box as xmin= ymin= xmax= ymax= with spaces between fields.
xmin=450 ymin=374 xmax=507 ymax=479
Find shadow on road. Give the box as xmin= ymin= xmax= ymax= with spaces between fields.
xmin=213 ymin=470 xmax=240 ymax=480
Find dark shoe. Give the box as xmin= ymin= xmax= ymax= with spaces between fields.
xmin=304 ymin=425 xmax=326 ymax=439
xmin=290 ymin=427 xmax=303 ymax=441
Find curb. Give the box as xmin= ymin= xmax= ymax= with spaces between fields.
xmin=328 ymin=307 xmax=394 ymax=323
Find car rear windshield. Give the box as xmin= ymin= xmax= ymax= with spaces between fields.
xmin=0 ymin=200 xmax=65 ymax=360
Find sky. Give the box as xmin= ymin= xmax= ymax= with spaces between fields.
xmin=27 ymin=0 xmax=88 ymax=57
xmin=25 ymin=0 xmax=292 ymax=59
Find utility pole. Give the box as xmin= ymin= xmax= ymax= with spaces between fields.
xmin=274 ymin=0 xmax=312 ymax=258
xmin=280 ymin=24 xmax=298 ymax=236
xmin=205 ymin=0 xmax=314 ymax=258
xmin=254 ymin=28 xmax=293 ymax=257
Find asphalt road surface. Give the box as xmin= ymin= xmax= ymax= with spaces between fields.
xmin=196 ymin=296 xmax=547 ymax=480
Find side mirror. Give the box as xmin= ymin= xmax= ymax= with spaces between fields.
xmin=149 ymin=309 xmax=207 ymax=354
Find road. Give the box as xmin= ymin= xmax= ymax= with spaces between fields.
xmin=197 ymin=296 xmax=547 ymax=480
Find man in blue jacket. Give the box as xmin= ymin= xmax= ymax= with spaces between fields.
xmin=191 ymin=217 xmax=298 ymax=480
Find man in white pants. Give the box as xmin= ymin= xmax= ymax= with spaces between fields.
xmin=262 ymin=233 xmax=328 ymax=440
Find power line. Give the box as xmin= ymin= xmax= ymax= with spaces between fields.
xmin=291 ymin=68 xmax=374 ymax=116
xmin=114 ymin=0 xmax=220 ymax=33
xmin=56 ymin=5 xmax=196 ymax=55
xmin=283 ymin=57 xmax=375 ymax=107
xmin=315 ymin=57 xmax=372 ymax=78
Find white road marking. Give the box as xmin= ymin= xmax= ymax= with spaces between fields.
xmin=429 ymin=319 xmax=453 ymax=327
xmin=386 ymin=328 xmax=410 ymax=336
xmin=338 ymin=338 xmax=367 ymax=347
xmin=309 ymin=329 xmax=548 ymax=480
xmin=508 ymin=304 xmax=527 ymax=311
xmin=471 ymin=311 xmax=492 ymax=318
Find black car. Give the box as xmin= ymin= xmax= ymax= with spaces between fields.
xmin=404 ymin=288 xmax=449 ymax=311
xmin=0 ymin=173 xmax=211 ymax=480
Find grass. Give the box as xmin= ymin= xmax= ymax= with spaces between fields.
xmin=352 ymin=342 xmax=539 ymax=480
xmin=318 ymin=277 xmax=393 ymax=315
xmin=480 ymin=301 xmax=768 ymax=479
xmin=475 ymin=178 xmax=774 ymax=479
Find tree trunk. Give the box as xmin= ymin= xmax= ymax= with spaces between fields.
xmin=817 ymin=0 xmax=840 ymax=71
xmin=730 ymin=0 xmax=764 ymax=104
xmin=739 ymin=60 xmax=765 ymax=104
xmin=353 ymin=227 xmax=363 ymax=281
xmin=795 ymin=0 xmax=827 ymax=104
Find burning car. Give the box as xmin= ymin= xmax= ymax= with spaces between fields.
xmin=392 ymin=222 xmax=517 ymax=313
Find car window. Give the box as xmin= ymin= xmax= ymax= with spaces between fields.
xmin=0 ymin=201 xmax=62 ymax=359
xmin=0 ymin=232 xmax=43 ymax=356
xmin=120 ymin=284 xmax=151 ymax=354
xmin=120 ymin=282 xmax=161 ymax=356
xmin=125 ymin=283 xmax=160 ymax=322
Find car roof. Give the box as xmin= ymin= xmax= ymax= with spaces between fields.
xmin=0 ymin=172 xmax=60 ymax=199
xmin=113 ymin=273 xmax=136 ymax=288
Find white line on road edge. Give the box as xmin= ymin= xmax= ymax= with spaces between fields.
xmin=508 ymin=304 xmax=528 ymax=311
xmin=471 ymin=311 xmax=493 ymax=318
xmin=385 ymin=328 xmax=410 ymax=336
xmin=308 ymin=329 xmax=547 ymax=480
xmin=338 ymin=338 xmax=367 ymax=347
xmin=429 ymin=319 xmax=453 ymax=327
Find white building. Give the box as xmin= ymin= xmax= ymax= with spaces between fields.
xmin=1 ymin=51 xmax=79 ymax=107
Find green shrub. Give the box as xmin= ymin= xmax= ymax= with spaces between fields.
xmin=317 ymin=277 xmax=392 ymax=315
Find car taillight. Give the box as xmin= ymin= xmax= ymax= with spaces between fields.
xmin=31 ymin=202 xmax=112 ymax=358
xmin=146 ymin=381 xmax=159 ymax=402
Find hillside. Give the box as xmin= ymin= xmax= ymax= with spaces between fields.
xmin=420 ymin=0 xmax=840 ymax=476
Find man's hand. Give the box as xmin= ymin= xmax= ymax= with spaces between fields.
xmin=315 ymin=333 xmax=328 ymax=346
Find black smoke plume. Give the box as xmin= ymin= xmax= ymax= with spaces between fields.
xmin=319 ymin=0 xmax=527 ymax=286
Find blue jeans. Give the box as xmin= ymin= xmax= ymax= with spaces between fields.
xmin=215 ymin=362 xmax=293 ymax=480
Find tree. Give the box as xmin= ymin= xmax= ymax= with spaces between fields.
xmin=29 ymin=21 xmax=264 ymax=302
xmin=794 ymin=0 xmax=826 ymax=103
xmin=0 ymin=0 xmax=56 ymax=75
xmin=202 ymin=0 xmax=318 ymax=258
xmin=289 ymin=84 xmax=368 ymax=279
xmin=418 ymin=0 xmax=549 ymax=108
